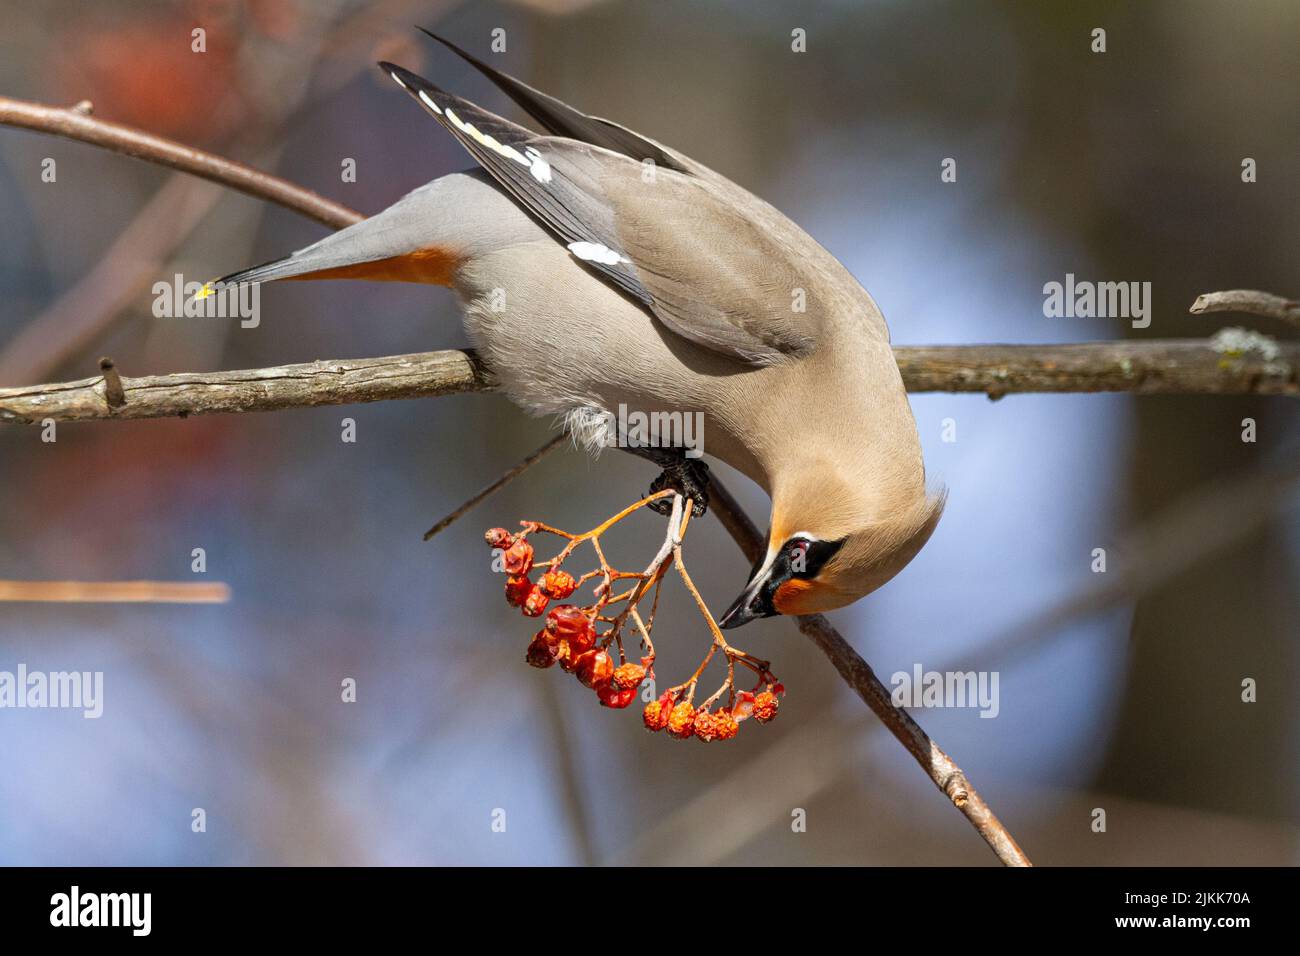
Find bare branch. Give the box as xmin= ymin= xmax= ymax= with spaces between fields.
xmin=895 ymin=340 xmax=1296 ymax=398
xmin=0 ymin=351 xmax=494 ymax=424
xmin=3 ymin=340 xmax=1294 ymax=424
xmin=1190 ymin=289 xmax=1300 ymax=326
xmin=794 ymin=611 xmax=1030 ymax=865
xmin=0 ymin=95 xmax=360 ymax=229
xmin=0 ymin=580 xmax=230 ymax=603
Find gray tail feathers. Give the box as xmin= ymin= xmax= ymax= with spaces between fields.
xmin=215 ymin=255 xmax=310 ymax=286
xmin=214 ymin=234 xmax=384 ymax=286
xmin=210 ymin=172 xmax=502 ymax=289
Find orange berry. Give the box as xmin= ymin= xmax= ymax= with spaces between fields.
xmin=642 ymin=698 xmax=672 ymax=732
xmin=484 ymin=527 xmax=512 ymax=549
xmin=521 ymin=585 xmax=550 ymax=617
xmin=612 ymin=662 xmax=646 ymax=692
xmin=502 ymin=539 xmax=534 ymax=576
xmin=692 ymin=708 xmax=720 ymax=743
xmin=714 ymin=710 xmax=739 ymax=740
xmin=666 ymin=701 xmax=696 ymax=739
xmin=753 ymin=691 xmax=779 ymax=724
xmin=525 ymin=633 xmax=555 ymax=669
xmin=574 ymin=649 xmax=613 ymax=689
xmin=504 ymin=574 xmax=532 ymax=607
xmin=540 ymin=569 xmax=577 ymax=600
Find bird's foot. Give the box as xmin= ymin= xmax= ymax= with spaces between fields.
xmin=646 ymin=459 xmax=710 ymax=517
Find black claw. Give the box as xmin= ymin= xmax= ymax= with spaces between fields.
xmin=646 ymin=459 xmax=710 ymax=517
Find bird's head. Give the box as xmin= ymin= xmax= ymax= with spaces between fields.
xmin=718 ymin=473 xmax=945 ymax=628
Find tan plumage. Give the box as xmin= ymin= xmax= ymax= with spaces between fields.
xmin=217 ymin=33 xmax=943 ymax=626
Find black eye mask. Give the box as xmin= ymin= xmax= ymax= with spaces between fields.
xmin=722 ymin=534 xmax=845 ymax=627
xmin=786 ymin=537 xmax=844 ymax=580
xmin=756 ymin=537 xmax=845 ymax=613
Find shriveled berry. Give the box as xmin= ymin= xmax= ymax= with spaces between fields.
xmin=598 ymin=684 xmax=636 ymax=709
xmin=574 ymin=649 xmax=613 ymax=689
xmin=643 ymin=697 xmax=672 ymax=732
xmin=714 ymin=710 xmax=739 ymax=740
xmin=484 ymin=527 xmax=512 ymax=549
xmin=546 ymin=605 xmax=589 ymax=638
xmin=753 ymin=691 xmax=779 ymax=723
xmin=666 ymin=701 xmax=696 ymax=739
xmin=502 ymin=539 xmax=534 ymax=576
xmin=522 ymin=585 xmax=550 ymax=617
xmin=692 ymin=708 xmax=720 ymax=743
xmin=540 ymin=569 xmax=577 ymax=600
xmin=525 ymin=633 xmax=555 ymax=669
xmin=612 ymin=662 xmax=646 ymax=692
xmin=504 ymin=574 xmax=532 ymax=607
xmin=547 ymin=605 xmax=595 ymax=654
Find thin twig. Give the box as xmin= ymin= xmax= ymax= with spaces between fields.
xmin=0 ymin=580 xmax=231 ymax=603
xmin=0 ymin=95 xmax=360 ymax=229
xmin=1190 ymin=289 xmax=1299 ymax=326
xmin=423 ymin=433 xmax=566 ymax=540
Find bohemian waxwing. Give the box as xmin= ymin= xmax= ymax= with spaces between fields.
xmin=215 ymin=30 xmax=945 ymax=628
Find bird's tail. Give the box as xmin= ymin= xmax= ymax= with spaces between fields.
xmin=213 ymin=179 xmax=466 ymax=289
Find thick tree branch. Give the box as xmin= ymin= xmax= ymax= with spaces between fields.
xmin=896 ymin=340 xmax=1297 ymax=397
xmin=2 ymin=339 xmax=1294 ymax=424
xmin=0 ymin=350 xmax=494 ymax=424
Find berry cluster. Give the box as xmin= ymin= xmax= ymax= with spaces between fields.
xmin=485 ymin=490 xmax=783 ymax=741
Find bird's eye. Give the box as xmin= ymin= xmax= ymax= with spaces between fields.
xmin=787 ymin=539 xmax=810 ymax=569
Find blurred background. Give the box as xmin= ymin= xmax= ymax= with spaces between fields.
xmin=0 ymin=0 xmax=1296 ymax=865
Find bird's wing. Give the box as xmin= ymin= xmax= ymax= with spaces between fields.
xmin=381 ymin=62 xmax=817 ymax=365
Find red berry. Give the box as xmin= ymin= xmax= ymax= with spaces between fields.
xmin=521 ymin=585 xmax=550 ymax=617
xmin=546 ymin=605 xmax=595 ymax=654
xmin=525 ymin=633 xmax=555 ymax=669
xmin=502 ymin=539 xmax=534 ymax=576
xmin=484 ymin=527 xmax=512 ymax=549
xmin=504 ymin=574 xmax=532 ymax=607
xmin=574 ymin=649 xmax=613 ymax=689
xmin=540 ymin=569 xmax=577 ymax=600
xmin=666 ymin=702 xmax=696 ymax=739
xmin=597 ymin=684 xmax=636 ymax=709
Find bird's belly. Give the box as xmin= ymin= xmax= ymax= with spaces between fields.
xmin=453 ymin=240 xmax=768 ymax=483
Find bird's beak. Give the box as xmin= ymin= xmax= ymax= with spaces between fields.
xmin=718 ymin=573 xmax=772 ymax=629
